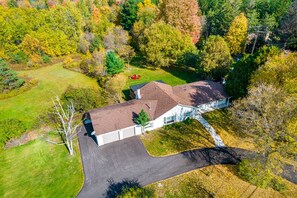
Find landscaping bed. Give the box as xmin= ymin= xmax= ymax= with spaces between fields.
xmin=141 ymin=119 xmax=215 ymax=156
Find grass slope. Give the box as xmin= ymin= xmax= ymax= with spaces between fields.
xmin=0 ymin=64 xmax=99 ymax=129
xmin=203 ymin=109 xmax=256 ymax=150
xmin=0 ymin=139 xmax=83 ymax=198
xmin=147 ymin=165 xmax=297 ymax=197
xmin=141 ymin=120 xmax=214 ymax=156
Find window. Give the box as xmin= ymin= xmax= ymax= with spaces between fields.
xmin=164 ymin=115 xmax=176 ymax=124
xmin=184 ymin=112 xmax=191 ymax=117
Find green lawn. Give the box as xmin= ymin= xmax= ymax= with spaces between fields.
xmin=0 ymin=139 xmax=83 ymax=198
xmin=202 ymin=109 xmax=255 ymax=150
xmin=0 ymin=64 xmax=99 ymax=129
xmin=141 ymin=119 xmax=215 ymax=156
xmin=147 ymin=165 xmax=297 ymax=197
xmin=124 ymin=65 xmax=200 ymax=90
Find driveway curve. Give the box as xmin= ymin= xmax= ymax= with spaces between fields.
xmin=77 ymin=125 xmax=296 ymax=198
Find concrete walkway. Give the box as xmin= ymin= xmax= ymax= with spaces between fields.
xmin=195 ymin=115 xmax=225 ymax=147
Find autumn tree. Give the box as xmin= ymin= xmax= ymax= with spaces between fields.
xmin=132 ymin=0 xmax=158 ymax=50
xmin=160 ymin=0 xmax=202 ymax=43
xmin=231 ymin=52 xmax=297 ymax=189
xmin=103 ymin=26 xmax=135 ymax=62
xmin=104 ymin=73 xmax=127 ymax=104
xmin=0 ymin=58 xmax=24 ymax=93
xmin=199 ymin=35 xmax=232 ymax=80
xmin=106 ymin=51 xmax=125 ymax=75
xmin=140 ymin=22 xmax=196 ymax=67
xmin=225 ymin=13 xmax=248 ymax=55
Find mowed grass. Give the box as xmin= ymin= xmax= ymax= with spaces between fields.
xmin=141 ymin=119 xmax=215 ymax=156
xmin=0 ymin=64 xmax=99 ymax=129
xmin=203 ymin=109 xmax=256 ymax=150
xmin=124 ymin=65 xmax=200 ymax=90
xmin=0 ymin=139 xmax=83 ymax=198
xmin=147 ymin=165 xmax=297 ymax=197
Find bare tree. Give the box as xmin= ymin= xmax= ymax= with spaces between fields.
xmin=51 ymin=96 xmax=80 ymax=155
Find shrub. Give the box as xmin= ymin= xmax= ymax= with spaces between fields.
xmin=0 ymin=79 xmax=38 ymax=99
xmin=10 ymin=51 xmax=28 ymax=64
xmin=0 ymin=58 xmax=25 ymax=93
xmin=0 ymin=119 xmax=27 ymax=148
xmin=117 ymin=187 xmax=155 ymax=198
xmin=42 ymin=55 xmax=51 ymax=63
xmin=61 ymin=86 xmax=106 ymax=113
xmin=237 ymin=159 xmax=286 ymax=191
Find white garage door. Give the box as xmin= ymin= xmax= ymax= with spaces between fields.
xmin=122 ymin=127 xmax=135 ymax=139
xmin=102 ymin=131 xmax=120 ymax=144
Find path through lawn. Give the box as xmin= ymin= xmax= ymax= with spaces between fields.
xmin=0 ymin=64 xmax=99 ymax=129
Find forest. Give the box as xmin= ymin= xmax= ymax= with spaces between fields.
xmin=0 ymin=0 xmax=297 ymax=197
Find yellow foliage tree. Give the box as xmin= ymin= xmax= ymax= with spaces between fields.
xmin=224 ymin=13 xmax=248 ymax=55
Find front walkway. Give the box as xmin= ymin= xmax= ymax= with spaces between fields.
xmin=195 ymin=115 xmax=225 ymax=147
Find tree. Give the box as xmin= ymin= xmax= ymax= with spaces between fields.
xmin=225 ymin=13 xmax=248 ymax=55
xmin=0 ymin=58 xmax=24 ymax=93
xmin=103 ymin=26 xmax=135 ymax=61
xmin=52 ymin=96 xmax=80 ymax=156
xmin=120 ymin=0 xmax=142 ymax=31
xmin=106 ymin=51 xmax=125 ymax=75
xmin=159 ymin=0 xmax=202 ymax=43
xmin=199 ymin=35 xmax=232 ymax=80
xmin=198 ymin=0 xmax=242 ymax=36
xmin=140 ymin=22 xmax=196 ymax=67
xmin=231 ymin=83 xmax=297 ymax=188
xmin=132 ymin=0 xmax=158 ymax=50
xmin=135 ymin=109 xmax=150 ymax=134
xmin=280 ymin=0 xmax=297 ymax=50
xmin=61 ymin=86 xmax=105 ymax=113
xmin=104 ymin=73 xmax=127 ymax=104
xmin=225 ymin=46 xmax=281 ymax=99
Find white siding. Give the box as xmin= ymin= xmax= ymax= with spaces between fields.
xmin=147 ymin=105 xmax=195 ymax=131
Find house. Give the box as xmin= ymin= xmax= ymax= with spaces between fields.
xmin=86 ymin=80 xmax=231 ymax=146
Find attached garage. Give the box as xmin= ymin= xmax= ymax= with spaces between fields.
xmin=101 ymin=131 xmax=120 ymax=145
xmin=122 ymin=127 xmax=135 ymax=139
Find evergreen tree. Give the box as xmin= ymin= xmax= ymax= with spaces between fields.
xmin=225 ymin=46 xmax=280 ymax=99
xmin=0 ymin=58 xmax=24 ymax=93
xmin=135 ymin=109 xmax=150 ymax=134
xmin=106 ymin=51 xmax=125 ymax=75
xmin=199 ymin=35 xmax=232 ymax=80
xmin=225 ymin=13 xmax=248 ymax=55
xmin=120 ymin=0 xmax=143 ymax=31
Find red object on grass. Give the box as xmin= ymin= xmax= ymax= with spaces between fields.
xmin=130 ymin=74 xmax=141 ymax=80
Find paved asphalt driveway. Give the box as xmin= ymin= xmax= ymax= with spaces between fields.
xmin=77 ymin=125 xmax=296 ymax=198
xmin=77 ymin=125 xmax=256 ymax=198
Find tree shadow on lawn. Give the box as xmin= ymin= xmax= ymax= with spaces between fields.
xmin=163 ymin=66 xmax=202 ymax=83
xmin=104 ymin=178 xmax=142 ymax=198
xmin=155 ymin=121 xmax=215 ymax=155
